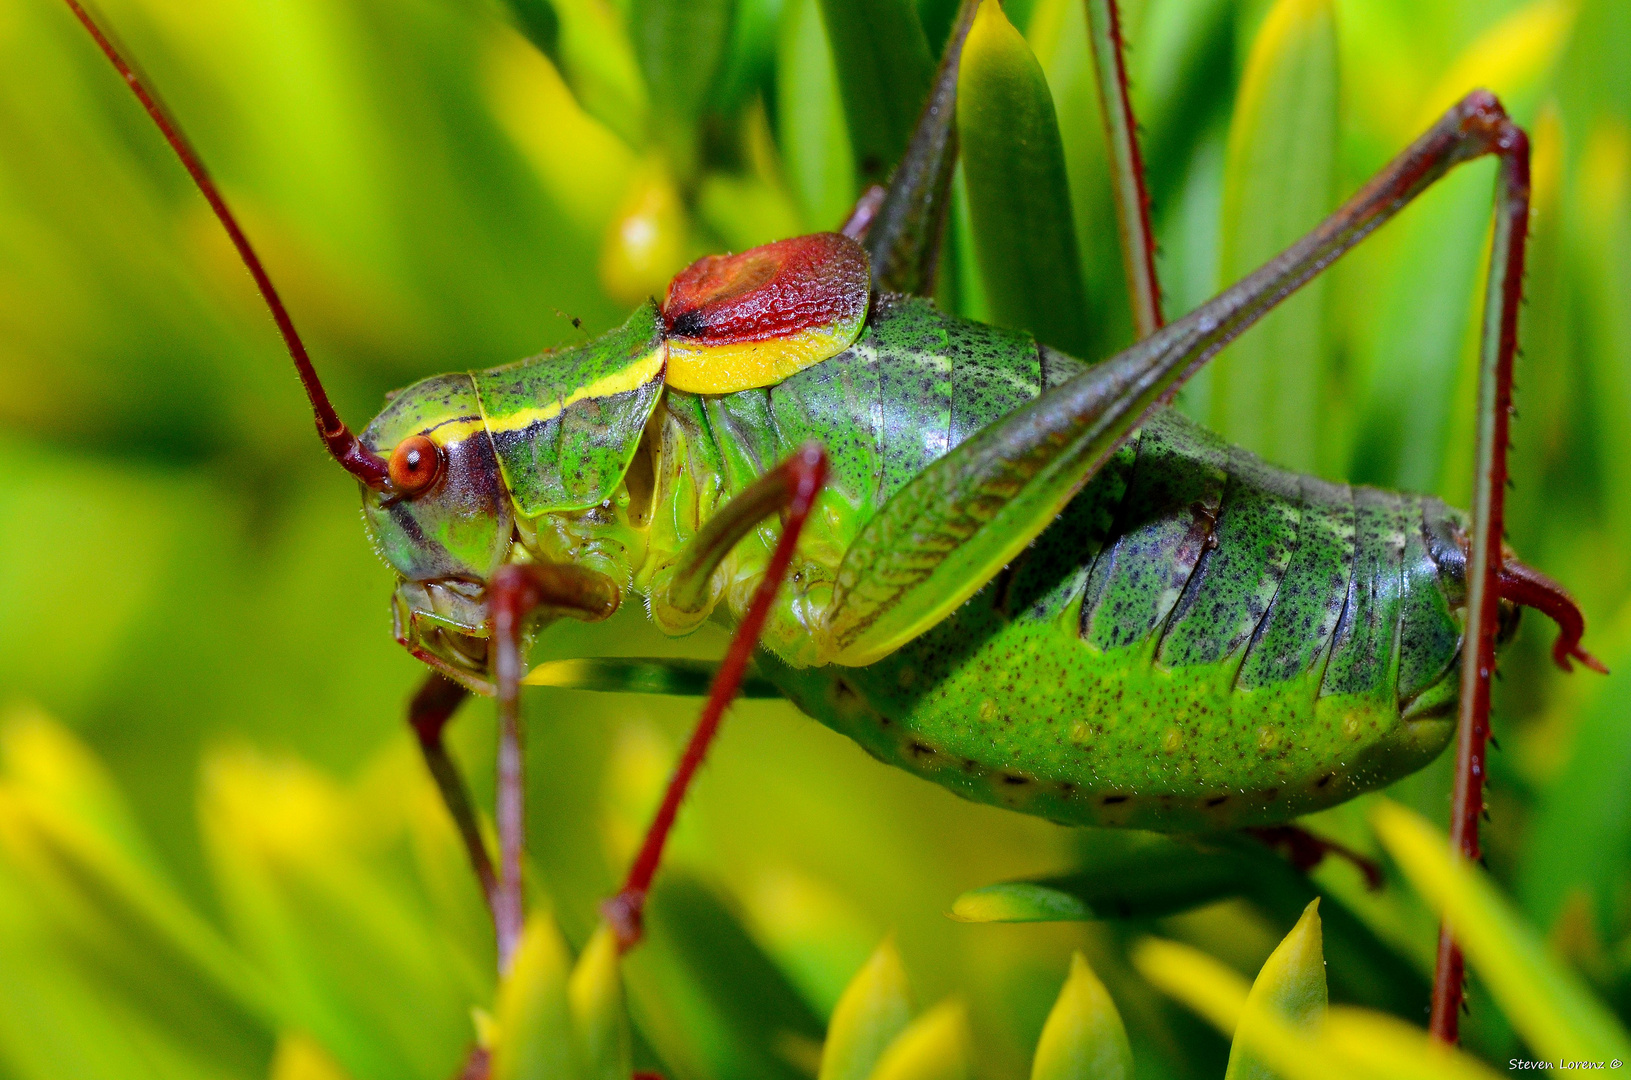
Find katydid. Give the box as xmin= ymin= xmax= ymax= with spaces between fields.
xmin=62 ymin=0 xmax=1601 ymax=1045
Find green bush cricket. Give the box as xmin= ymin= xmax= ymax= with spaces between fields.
xmin=59 ymin=0 xmax=1605 ymax=1048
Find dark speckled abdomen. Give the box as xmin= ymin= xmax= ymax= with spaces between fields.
xmin=757 ymin=324 xmax=1469 ymax=831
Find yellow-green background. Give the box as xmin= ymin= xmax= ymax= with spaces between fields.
xmin=1 ymin=0 xmax=1629 ymax=1075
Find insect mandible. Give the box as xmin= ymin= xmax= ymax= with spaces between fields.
xmin=60 ymin=0 xmax=1603 ymax=1042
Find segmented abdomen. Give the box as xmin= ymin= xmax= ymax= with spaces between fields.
xmin=1075 ymin=407 xmax=1465 ymax=712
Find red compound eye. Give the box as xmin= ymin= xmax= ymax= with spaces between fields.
xmin=388 ymin=435 xmax=443 ymax=495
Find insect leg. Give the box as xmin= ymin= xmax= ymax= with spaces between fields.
xmin=602 ymin=444 xmax=829 ymax=952
xmin=407 ymin=673 xmax=498 ymax=924
xmin=487 ymin=563 xmax=620 ymax=972
xmin=1430 ymin=123 xmax=1533 ymax=1042
xmin=860 ymin=0 xmax=979 ymax=294
xmin=1085 ymin=0 xmax=1163 ymax=337
xmin=1245 ymin=825 xmax=1383 ymax=891
xmin=820 ymin=91 xmax=1536 ymax=667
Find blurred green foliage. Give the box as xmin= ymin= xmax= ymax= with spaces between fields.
xmin=3 ymin=0 xmax=1631 ymax=1075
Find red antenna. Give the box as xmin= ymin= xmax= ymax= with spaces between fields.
xmin=63 ymin=0 xmax=390 ymax=488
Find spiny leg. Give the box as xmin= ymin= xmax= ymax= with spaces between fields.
xmin=1084 ymin=0 xmax=1164 ymax=337
xmin=1430 ymin=123 xmax=1538 ymax=1041
xmin=820 ymin=91 xmax=1559 ymax=667
xmin=859 ymin=0 xmax=979 ymax=294
xmin=602 ymin=444 xmax=829 ymax=951
xmin=487 ymin=563 xmax=620 ymax=973
xmin=408 ymin=673 xmax=498 ymax=920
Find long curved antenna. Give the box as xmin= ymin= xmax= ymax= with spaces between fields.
xmin=62 ymin=0 xmax=390 ymax=488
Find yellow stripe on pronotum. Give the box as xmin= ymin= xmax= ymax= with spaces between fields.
xmin=475 ymin=346 xmax=666 ymax=436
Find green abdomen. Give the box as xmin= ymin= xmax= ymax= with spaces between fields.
xmin=766 ymin=402 xmax=1467 ymax=833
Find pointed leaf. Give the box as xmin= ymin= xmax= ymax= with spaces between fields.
xmin=778 ymin=0 xmax=857 ymax=229
xmin=1210 ymin=0 xmax=1338 ymax=473
xmin=568 ymin=925 xmax=631 ymax=1080
xmin=1225 ymin=898 xmax=1327 ymax=1080
xmin=866 ymin=1000 xmax=971 ymax=1080
xmin=957 ymin=0 xmax=1091 ymax=354
xmin=816 ymin=0 xmax=936 ymax=185
xmin=523 ymin=657 xmax=783 ymax=698
xmin=821 ymin=935 xmax=913 ymax=1080
xmin=1132 ymin=937 xmax=1498 ymax=1080
xmin=1369 ymin=800 xmax=1631 ymax=1064
xmin=532 ymin=0 xmax=649 ymax=145
xmin=623 ymin=874 xmax=823 ymax=1080
xmin=629 ymin=0 xmax=734 ymax=174
xmin=1029 ymin=951 xmax=1131 ymax=1080
xmin=493 ymin=915 xmax=582 ymax=1080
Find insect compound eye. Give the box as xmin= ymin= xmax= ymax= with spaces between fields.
xmin=388 ymin=434 xmax=444 ymax=495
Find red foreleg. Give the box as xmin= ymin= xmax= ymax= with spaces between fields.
xmin=408 ymin=674 xmax=500 ymax=923
xmin=602 ymin=444 xmax=829 ymax=952
xmin=486 ymin=562 xmax=620 ymax=973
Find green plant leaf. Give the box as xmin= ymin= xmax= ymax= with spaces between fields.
xmin=956 ymin=0 xmax=1091 ymax=354
xmin=950 ymin=832 xmax=1259 ymax=922
xmin=1029 ymin=951 xmax=1131 ymax=1080
xmin=623 ymin=874 xmax=823 ymax=1080
xmin=820 ymin=935 xmax=913 ymax=1080
xmin=1225 ymin=898 xmax=1326 ymax=1080
xmin=568 ymin=925 xmax=631 ymax=1080
xmin=628 ymin=0 xmax=735 ymax=174
xmin=1210 ymin=0 xmax=1338 ymax=473
xmin=778 ymin=0 xmax=857 ymax=229
xmin=493 ymin=915 xmax=581 ymax=1080
xmin=816 ymin=0 xmax=935 ymax=185
xmin=1370 ymin=799 xmax=1631 ymax=1064
xmin=1026 ymin=0 xmax=1134 ymax=355
xmin=1519 ymin=621 xmax=1631 ymax=936
xmin=866 ymin=1000 xmax=971 ymax=1080
xmin=0 ymin=712 xmax=279 ymax=1071
xmin=509 ymin=0 xmax=649 ymax=151
xmin=201 ymin=748 xmax=484 ymax=1080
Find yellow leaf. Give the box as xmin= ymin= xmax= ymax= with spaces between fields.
xmin=821 ymin=935 xmax=913 ymax=1080
xmin=1030 ymin=951 xmax=1131 ymax=1080
xmin=1369 ymin=799 xmax=1631 ymax=1064
xmin=485 ymin=28 xmax=636 ymax=234
xmin=1226 ymin=898 xmax=1326 ymax=1080
xmin=866 ymin=1000 xmax=971 ymax=1080
xmin=492 ymin=914 xmax=581 ymax=1080
xmin=568 ymin=924 xmax=630 ymax=1080
xmin=269 ymin=1032 xmax=353 ymax=1080
xmin=1412 ymin=0 xmax=1577 ymax=132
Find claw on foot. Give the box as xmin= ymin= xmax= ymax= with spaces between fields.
xmin=602 ymin=889 xmax=647 ymax=953
xmin=1497 ymin=560 xmax=1609 ymax=674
